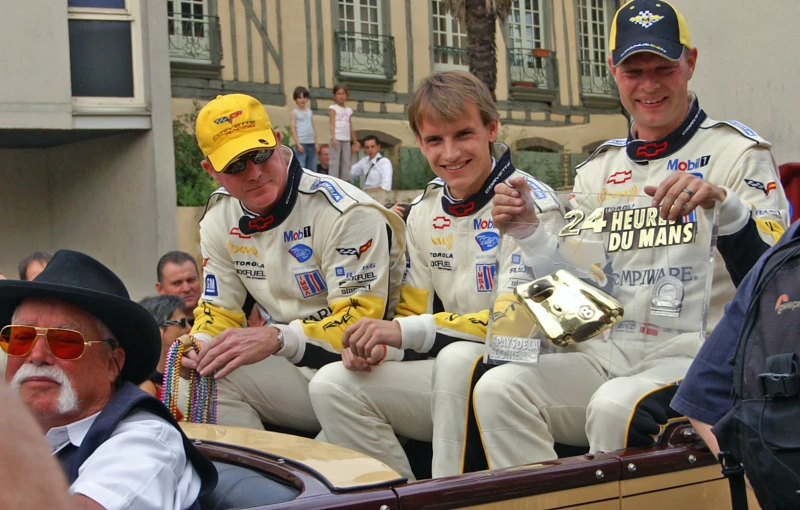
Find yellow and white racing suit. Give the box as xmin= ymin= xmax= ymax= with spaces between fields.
xmin=191 ymin=148 xmax=406 ymax=431
xmin=473 ymin=98 xmax=790 ymax=469
xmin=309 ymin=144 xmax=565 ymax=479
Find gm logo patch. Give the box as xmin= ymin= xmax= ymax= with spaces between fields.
xmin=335 ymin=267 xmax=345 ymax=277
xmin=204 ymin=274 xmax=219 ymax=297
xmin=289 ymin=244 xmax=313 ymax=263
xmin=295 ymin=270 xmax=327 ymax=298
xmin=511 ymin=254 xmax=522 ymax=265
xmin=476 ymin=264 xmax=496 ymax=292
xmin=475 ymin=232 xmax=499 ymax=252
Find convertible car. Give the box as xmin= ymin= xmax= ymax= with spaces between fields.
xmin=186 ymin=195 xmax=758 ymax=509
xmin=184 ymin=422 xmax=759 ymax=509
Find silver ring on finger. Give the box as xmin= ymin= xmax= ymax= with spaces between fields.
xmin=681 ymin=187 xmax=695 ymax=199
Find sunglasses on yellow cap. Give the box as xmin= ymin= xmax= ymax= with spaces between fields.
xmin=223 ymin=149 xmax=275 ymax=174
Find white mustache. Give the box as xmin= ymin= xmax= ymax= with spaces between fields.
xmin=10 ymin=364 xmax=79 ymax=415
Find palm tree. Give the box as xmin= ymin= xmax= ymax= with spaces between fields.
xmin=442 ymin=0 xmax=513 ymax=101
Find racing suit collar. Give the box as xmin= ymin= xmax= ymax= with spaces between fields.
xmin=441 ymin=143 xmax=515 ymax=217
xmin=237 ymin=147 xmax=303 ymax=234
xmin=626 ymin=94 xmax=707 ymax=164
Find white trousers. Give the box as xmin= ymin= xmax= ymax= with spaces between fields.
xmin=308 ymin=359 xmax=435 ymax=480
xmin=431 ymin=341 xmax=487 ymax=477
xmin=474 ymin=353 xmax=693 ymax=469
xmin=216 ymin=355 xmax=320 ymax=433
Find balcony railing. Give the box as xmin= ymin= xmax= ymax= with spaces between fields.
xmin=433 ymin=45 xmax=468 ymax=69
xmin=578 ymin=59 xmax=617 ymax=96
xmin=508 ymin=48 xmax=558 ymax=90
xmin=168 ymin=14 xmax=220 ymax=63
xmin=335 ymin=31 xmax=396 ymax=79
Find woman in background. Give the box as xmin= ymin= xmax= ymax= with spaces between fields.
xmin=138 ymin=294 xmax=192 ymax=413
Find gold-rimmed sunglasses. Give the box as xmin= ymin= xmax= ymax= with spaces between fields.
xmin=0 ymin=325 xmax=111 ymax=361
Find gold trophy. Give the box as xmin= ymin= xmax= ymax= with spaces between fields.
xmin=514 ymin=270 xmax=624 ymax=347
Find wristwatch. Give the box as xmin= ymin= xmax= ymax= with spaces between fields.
xmin=273 ymin=327 xmax=285 ymax=352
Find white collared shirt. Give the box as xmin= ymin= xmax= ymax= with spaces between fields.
xmin=46 ymin=410 xmax=202 ymax=510
xmin=350 ymin=152 xmax=393 ymax=190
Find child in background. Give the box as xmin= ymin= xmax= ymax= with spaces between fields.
xmin=290 ymin=86 xmax=318 ymax=169
xmin=328 ymin=83 xmax=360 ymax=180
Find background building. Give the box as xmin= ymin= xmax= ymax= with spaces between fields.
xmin=0 ymin=0 xmax=176 ymax=297
xmin=674 ymin=0 xmax=800 ymax=166
xmin=169 ymin=0 xmax=630 ymax=191
xmin=8 ymin=1 xmax=793 ymax=293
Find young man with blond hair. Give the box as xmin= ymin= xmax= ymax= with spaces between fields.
xmin=308 ymin=71 xmax=565 ymax=479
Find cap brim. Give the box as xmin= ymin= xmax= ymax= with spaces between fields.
xmin=0 ymin=281 xmax=161 ymax=385
xmin=207 ymin=129 xmax=278 ymax=172
xmin=612 ymin=37 xmax=685 ymax=66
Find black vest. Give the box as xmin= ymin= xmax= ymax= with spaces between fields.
xmin=56 ymin=382 xmax=217 ymax=509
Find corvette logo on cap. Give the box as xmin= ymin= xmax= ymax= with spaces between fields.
xmin=214 ymin=110 xmax=242 ymax=124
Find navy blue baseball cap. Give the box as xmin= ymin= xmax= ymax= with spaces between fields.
xmin=610 ymin=0 xmax=692 ymax=66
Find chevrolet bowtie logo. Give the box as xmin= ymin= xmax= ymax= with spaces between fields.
xmin=635 ymin=142 xmax=668 ymax=158
xmin=449 ymin=202 xmax=475 ymax=216
xmin=248 ymin=216 xmax=274 ymax=231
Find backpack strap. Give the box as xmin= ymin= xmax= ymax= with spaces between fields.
xmin=718 ymin=451 xmax=749 ymax=510
xmin=759 ymin=353 xmax=800 ymax=398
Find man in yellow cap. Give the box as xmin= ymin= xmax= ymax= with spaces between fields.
xmin=182 ymin=94 xmax=407 ymax=432
xmin=483 ymin=0 xmax=789 ymax=469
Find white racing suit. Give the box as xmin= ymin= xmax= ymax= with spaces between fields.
xmin=308 ymin=144 xmax=565 ymax=479
xmin=191 ymin=148 xmax=407 ymax=431
xmin=473 ymin=97 xmax=790 ymax=470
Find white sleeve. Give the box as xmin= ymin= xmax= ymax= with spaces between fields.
xmin=719 ymin=146 xmax=790 ymax=241
xmin=69 ymin=412 xmax=201 ymax=510
xmin=379 ymin=159 xmax=393 ymax=191
xmin=350 ymin=157 xmax=367 ymax=176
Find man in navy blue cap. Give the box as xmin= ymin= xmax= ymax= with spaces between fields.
xmin=484 ymin=0 xmax=789 ymax=469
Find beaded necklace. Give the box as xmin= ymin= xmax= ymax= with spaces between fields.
xmin=161 ymin=335 xmax=218 ymax=424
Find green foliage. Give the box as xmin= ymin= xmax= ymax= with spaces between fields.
xmin=397 ymin=147 xmax=436 ymax=190
xmin=513 ymin=151 xmax=564 ymax=189
xmin=173 ymin=102 xmax=219 ymax=207
xmin=568 ymin=152 xmax=592 ymax=186
xmin=280 ymin=125 xmax=295 ymax=149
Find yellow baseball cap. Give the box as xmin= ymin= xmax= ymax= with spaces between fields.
xmin=195 ymin=94 xmax=278 ymax=172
